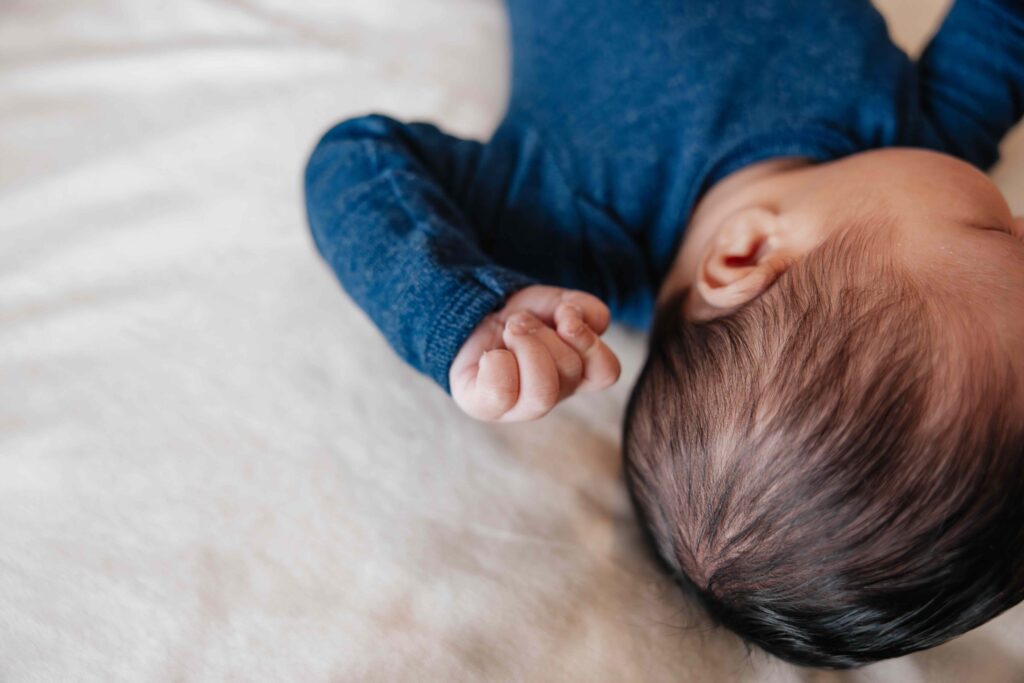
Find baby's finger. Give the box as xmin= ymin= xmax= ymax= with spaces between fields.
xmin=505 ymin=286 xmax=611 ymax=334
xmin=576 ymin=338 xmax=620 ymax=392
xmin=499 ymin=312 xmax=561 ymax=421
xmin=530 ymin=324 xmax=584 ymax=398
xmin=472 ymin=348 xmax=520 ymax=420
xmin=557 ymin=291 xmax=611 ymax=335
xmin=554 ymin=302 xmax=621 ymax=392
xmin=449 ymin=314 xmax=514 ymax=420
xmin=555 ymin=302 xmax=598 ymax=354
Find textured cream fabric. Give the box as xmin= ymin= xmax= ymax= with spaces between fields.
xmin=1 ymin=1 xmax=1022 ymax=681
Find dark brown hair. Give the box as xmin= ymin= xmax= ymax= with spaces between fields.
xmin=622 ymin=224 xmax=1024 ymax=669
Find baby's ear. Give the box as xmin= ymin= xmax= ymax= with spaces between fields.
xmin=689 ymin=206 xmax=791 ymax=320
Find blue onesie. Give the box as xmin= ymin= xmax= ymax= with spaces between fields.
xmin=304 ymin=0 xmax=1024 ymax=394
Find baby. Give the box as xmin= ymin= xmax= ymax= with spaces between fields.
xmin=304 ymin=0 xmax=1024 ymax=669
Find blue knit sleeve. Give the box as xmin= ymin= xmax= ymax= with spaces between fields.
xmin=915 ymin=0 xmax=1024 ymax=169
xmin=303 ymin=114 xmax=539 ymax=394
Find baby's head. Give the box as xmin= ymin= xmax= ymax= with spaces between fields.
xmin=623 ymin=149 xmax=1024 ymax=668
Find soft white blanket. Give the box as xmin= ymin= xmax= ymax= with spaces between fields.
xmin=2 ymin=1 xmax=1022 ymax=680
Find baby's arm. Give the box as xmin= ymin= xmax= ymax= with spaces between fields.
xmin=916 ymin=0 xmax=1024 ymax=169
xmin=304 ymin=114 xmax=620 ymax=418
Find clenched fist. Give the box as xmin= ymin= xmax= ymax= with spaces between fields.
xmin=449 ymin=285 xmax=621 ymax=421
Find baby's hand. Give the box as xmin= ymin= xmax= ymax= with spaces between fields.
xmin=449 ymin=285 xmax=621 ymax=421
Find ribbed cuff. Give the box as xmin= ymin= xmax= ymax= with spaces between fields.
xmin=423 ymin=269 xmax=538 ymax=395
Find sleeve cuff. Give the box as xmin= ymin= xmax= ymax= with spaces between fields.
xmin=423 ymin=269 xmax=538 ymax=395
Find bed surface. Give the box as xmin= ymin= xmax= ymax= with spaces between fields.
xmin=2 ymin=0 xmax=1023 ymax=680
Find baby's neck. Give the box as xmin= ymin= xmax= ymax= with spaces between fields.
xmin=656 ymin=157 xmax=815 ymax=307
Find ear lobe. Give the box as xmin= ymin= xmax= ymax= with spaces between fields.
xmin=689 ymin=207 xmax=790 ymax=320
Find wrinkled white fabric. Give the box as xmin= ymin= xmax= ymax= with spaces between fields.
xmin=2 ymin=1 xmax=1023 ymax=681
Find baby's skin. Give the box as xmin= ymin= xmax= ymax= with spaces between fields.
xmin=449 ymin=285 xmax=621 ymax=421
xmin=451 ymin=147 xmax=1024 ymax=422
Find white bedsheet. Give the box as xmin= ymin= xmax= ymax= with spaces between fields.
xmin=2 ymin=1 xmax=1022 ymax=680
